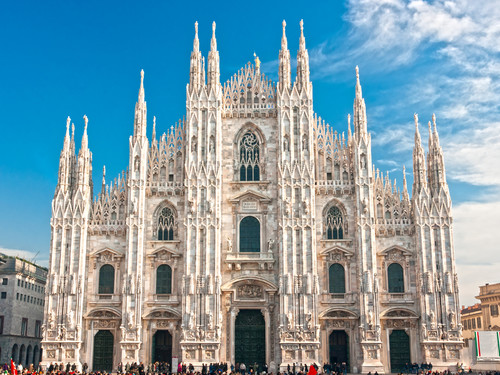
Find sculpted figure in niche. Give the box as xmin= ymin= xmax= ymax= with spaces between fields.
xmin=267 ymin=239 xmax=274 ymax=252
xmin=287 ymin=313 xmax=293 ymax=330
xmin=367 ymin=309 xmax=374 ymax=330
xmin=191 ymin=137 xmax=197 ymax=153
xmin=48 ymin=311 xmax=56 ymax=329
xmin=226 ymin=236 xmax=232 ymax=252
xmin=302 ymin=136 xmax=308 ymax=150
xmin=449 ymin=312 xmax=456 ymax=329
xmin=67 ymin=310 xmax=75 ymax=329
xmin=134 ymin=157 xmax=140 ymax=172
xmin=52 ymin=274 xmax=58 ymax=295
xmin=429 ymin=311 xmax=436 ymax=329
xmin=127 ymin=311 xmax=134 ymax=330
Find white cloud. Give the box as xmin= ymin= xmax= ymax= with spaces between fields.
xmin=443 ymin=122 xmax=500 ymax=186
xmin=453 ymin=201 xmax=500 ymax=306
xmin=0 ymin=247 xmax=49 ymax=268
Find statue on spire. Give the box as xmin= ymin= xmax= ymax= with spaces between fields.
xmin=253 ymin=52 xmax=261 ymax=70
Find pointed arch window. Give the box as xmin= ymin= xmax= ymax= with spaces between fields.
xmin=157 ymin=207 xmax=175 ymax=241
xmin=156 ymin=265 xmax=172 ymax=295
xmin=98 ymin=265 xmax=115 ymax=294
xmin=329 ymin=263 xmax=346 ymax=294
xmin=239 ymin=216 xmax=260 ymax=252
xmin=388 ymin=263 xmax=404 ymax=293
xmin=326 ymin=206 xmax=345 ymax=239
xmin=239 ymin=131 xmax=260 ymax=181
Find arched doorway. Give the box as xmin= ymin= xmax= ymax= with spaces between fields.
xmin=93 ymin=330 xmax=114 ymax=372
xmin=329 ymin=330 xmax=349 ymax=371
xmin=152 ymin=330 xmax=172 ymax=365
xmin=235 ymin=309 xmax=265 ymax=368
xmin=26 ymin=345 xmax=32 ymax=366
xmin=33 ymin=346 xmax=39 ymax=367
xmin=12 ymin=344 xmax=18 ymax=364
xmin=19 ymin=345 xmax=25 ymax=366
xmin=389 ymin=329 xmax=410 ymax=372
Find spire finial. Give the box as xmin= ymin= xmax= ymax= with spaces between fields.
xmin=138 ymin=69 xmax=145 ymax=102
xmin=299 ymin=19 xmax=306 ymax=50
xmin=101 ymin=165 xmax=106 ymax=194
xmin=210 ymin=21 xmax=217 ymax=51
xmin=193 ymin=21 xmax=200 ymax=52
xmin=152 ymin=116 xmax=156 ymax=140
xmin=281 ymin=19 xmax=288 ymax=50
xmin=83 ymin=114 xmax=88 ymax=131
xmin=66 ymin=116 xmax=71 ymax=131
xmin=432 ymin=113 xmax=437 ymax=132
xmin=414 ymin=113 xmax=419 ymax=129
xmin=355 ymin=66 xmax=362 ymax=98
xmin=71 ymin=123 xmax=75 ymax=139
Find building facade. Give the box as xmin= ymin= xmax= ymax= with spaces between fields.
xmin=0 ymin=254 xmax=47 ymax=367
xmin=41 ymin=21 xmax=463 ymax=373
xmin=461 ymin=304 xmax=482 ymax=341
xmin=461 ymin=283 xmax=500 ymax=340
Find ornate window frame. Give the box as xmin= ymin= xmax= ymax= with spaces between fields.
xmin=152 ymin=201 xmax=178 ymax=241
xmin=379 ymin=246 xmax=414 ymax=303
xmin=147 ymin=247 xmax=181 ymax=303
xmin=320 ymin=246 xmax=353 ymax=302
xmin=234 ymin=124 xmax=266 ymax=182
xmin=323 ymin=200 xmax=348 ymax=240
xmin=90 ymin=248 xmax=124 ymax=299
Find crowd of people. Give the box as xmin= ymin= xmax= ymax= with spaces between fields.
xmin=2 ymin=360 xmax=500 ymax=375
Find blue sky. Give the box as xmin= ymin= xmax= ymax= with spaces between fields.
xmin=0 ymin=0 xmax=499 ymax=306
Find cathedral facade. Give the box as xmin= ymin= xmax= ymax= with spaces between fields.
xmin=41 ymin=21 xmax=463 ymax=373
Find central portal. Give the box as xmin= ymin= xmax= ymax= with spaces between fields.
xmin=152 ymin=330 xmax=172 ymax=365
xmin=235 ymin=309 xmax=266 ymax=368
xmin=329 ymin=330 xmax=349 ymax=371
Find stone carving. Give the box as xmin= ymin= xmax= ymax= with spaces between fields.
xmin=127 ymin=311 xmax=135 ymax=329
xmin=67 ymin=310 xmax=75 ymax=329
xmin=226 ymin=236 xmax=232 ymax=252
xmin=237 ymin=284 xmax=263 ymax=298
xmin=48 ymin=311 xmax=56 ymax=329
xmin=449 ymin=311 xmax=456 ymax=329
xmin=267 ymin=239 xmax=274 ymax=252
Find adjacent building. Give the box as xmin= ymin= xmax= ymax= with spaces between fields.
xmin=461 ymin=283 xmax=500 ymax=340
xmin=0 ymin=254 xmax=47 ymax=367
xmin=461 ymin=304 xmax=482 ymax=340
xmin=41 ymin=21 xmax=463 ymax=373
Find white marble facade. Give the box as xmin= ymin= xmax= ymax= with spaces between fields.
xmin=41 ymin=21 xmax=463 ymax=373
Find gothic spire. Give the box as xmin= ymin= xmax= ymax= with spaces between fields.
xmin=295 ymin=19 xmax=310 ymax=91
xmin=138 ymin=69 xmax=145 ymax=104
xmin=353 ymin=66 xmax=367 ymax=138
xmin=193 ymin=20 xmax=199 ymax=53
xmin=101 ymin=165 xmax=106 ymax=196
xmin=427 ymin=114 xmax=448 ymax=194
xmin=152 ymin=116 xmax=156 ymax=141
xmin=278 ymin=20 xmax=291 ymax=92
xmin=81 ymin=114 xmax=89 ymax=153
xmin=133 ymin=70 xmax=147 ymax=140
xmin=412 ymin=113 xmax=427 ymax=194
xmin=57 ymin=117 xmax=74 ymax=193
xmin=207 ymin=21 xmax=220 ymax=89
xmin=402 ymin=165 xmax=410 ymax=201
xmin=347 ymin=114 xmax=352 ymax=144
xmin=77 ymin=115 xmax=92 ymax=188
xmin=63 ymin=116 xmax=71 ymax=152
xmin=189 ymin=21 xmax=203 ymax=92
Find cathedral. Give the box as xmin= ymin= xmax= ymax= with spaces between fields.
xmin=41 ymin=20 xmax=463 ymax=373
